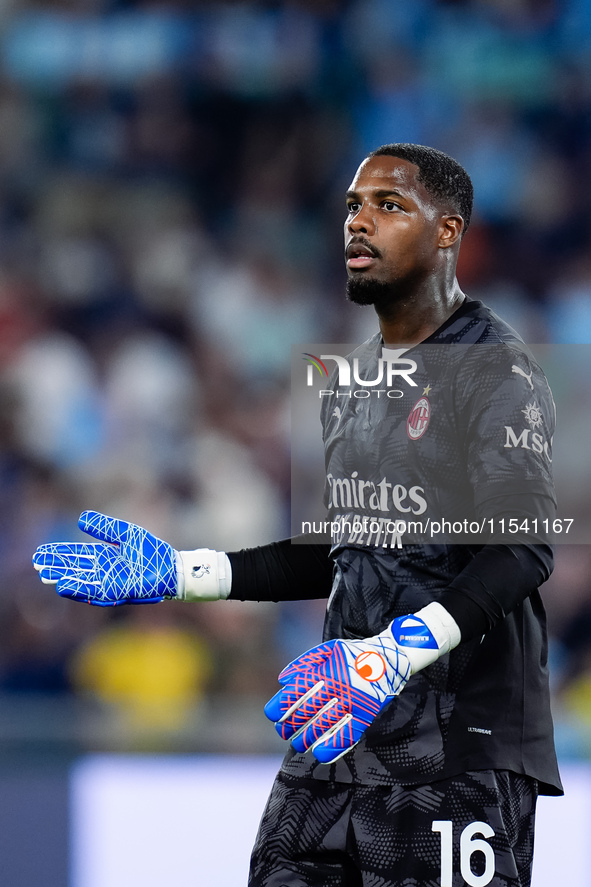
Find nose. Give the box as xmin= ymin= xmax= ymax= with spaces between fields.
xmin=347 ymin=202 xmax=376 ymax=236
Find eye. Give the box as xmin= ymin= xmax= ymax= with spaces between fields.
xmin=382 ymin=200 xmax=401 ymax=212
xmin=347 ymin=202 xmax=360 ymax=214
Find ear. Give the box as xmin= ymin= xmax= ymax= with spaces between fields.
xmin=438 ymin=214 xmax=464 ymax=249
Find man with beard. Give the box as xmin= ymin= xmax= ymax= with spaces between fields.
xmin=33 ymin=144 xmax=561 ymax=886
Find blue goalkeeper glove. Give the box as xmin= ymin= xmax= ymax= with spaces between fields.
xmin=32 ymin=510 xmax=231 ymax=606
xmin=264 ymin=602 xmax=460 ymax=764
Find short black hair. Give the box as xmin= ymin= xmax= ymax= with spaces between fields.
xmin=368 ymin=143 xmax=474 ymax=235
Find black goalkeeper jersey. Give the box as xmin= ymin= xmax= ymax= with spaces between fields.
xmin=280 ymin=299 xmax=563 ymax=795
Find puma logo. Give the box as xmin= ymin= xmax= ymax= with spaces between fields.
xmin=511 ymin=365 xmax=534 ymax=390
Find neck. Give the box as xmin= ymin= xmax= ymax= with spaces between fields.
xmin=377 ymin=278 xmax=466 ymax=347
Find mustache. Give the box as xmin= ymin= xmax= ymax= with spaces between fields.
xmin=345 ymin=237 xmax=383 ymax=260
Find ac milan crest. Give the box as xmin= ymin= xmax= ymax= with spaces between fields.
xmin=407 ymin=396 xmax=430 ymax=440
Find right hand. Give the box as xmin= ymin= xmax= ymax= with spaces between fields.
xmin=32 ymin=510 xmax=179 ymax=606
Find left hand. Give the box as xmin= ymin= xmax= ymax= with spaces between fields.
xmin=264 ymin=627 xmax=412 ymax=764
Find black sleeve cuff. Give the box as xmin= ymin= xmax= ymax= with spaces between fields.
xmin=227 ymin=537 xmax=333 ymax=602
xmin=439 ymin=543 xmax=554 ymax=642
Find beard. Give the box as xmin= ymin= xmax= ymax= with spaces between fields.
xmin=346 ymin=275 xmax=395 ymax=308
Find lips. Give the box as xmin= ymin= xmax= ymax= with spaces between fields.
xmin=346 ymin=240 xmax=378 ymax=269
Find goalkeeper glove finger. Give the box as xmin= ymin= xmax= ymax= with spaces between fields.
xmin=32 ymin=510 xmax=232 ymax=606
xmin=264 ymin=602 xmax=460 ymax=764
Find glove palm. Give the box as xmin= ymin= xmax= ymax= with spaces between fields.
xmin=32 ymin=510 xmax=178 ymax=606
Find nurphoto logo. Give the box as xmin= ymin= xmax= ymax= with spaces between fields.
xmin=302 ymin=352 xmax=418 ymax=396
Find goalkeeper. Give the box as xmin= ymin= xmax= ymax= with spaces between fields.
xmin=33 ymin=145 xmax=561 ymax=887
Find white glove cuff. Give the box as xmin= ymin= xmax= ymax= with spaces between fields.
xmin=175 ymin=549 xmax=232 ymax=601
xmin=414 ymin=601 xmax=462 ymax=654
xmin=392 ymin=602 xmax=462 ymax=674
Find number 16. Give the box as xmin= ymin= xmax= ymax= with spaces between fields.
xmin=432 ymin=820 xmax=495 ymax=887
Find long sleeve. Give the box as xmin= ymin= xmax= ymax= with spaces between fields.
xmin=227 ymin=537 xmax=333 ymax=602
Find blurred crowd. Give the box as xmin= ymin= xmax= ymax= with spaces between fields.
xmin=0 ymin=0 xmax=589 ymax=755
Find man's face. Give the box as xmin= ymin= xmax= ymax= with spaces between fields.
xmin=344 ymin=155 xmax=444 ymax=306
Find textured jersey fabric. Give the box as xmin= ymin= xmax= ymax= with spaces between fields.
xmin=249 ymin=769 xmax=538 ymax=887
xmin=280 ymin=300 xmax=562 ymax=795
